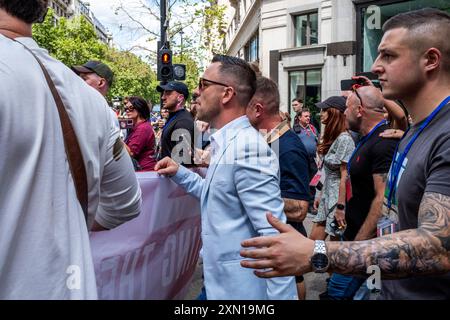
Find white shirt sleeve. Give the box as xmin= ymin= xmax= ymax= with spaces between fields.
xmin=94 ymin=112 xmax=142 ymax=229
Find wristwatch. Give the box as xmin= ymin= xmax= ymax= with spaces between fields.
xmin=336 ymin=203 xmax=345 ymax=211
xmin=310 ymin=240 xmax=330 ymax=273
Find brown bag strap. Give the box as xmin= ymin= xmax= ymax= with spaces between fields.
xmin=12 ymin=39 xmax=88 ymax=221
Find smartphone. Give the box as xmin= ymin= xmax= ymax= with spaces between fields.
xmin=355 ymin=72 xmax=382 ymax=90
xmin=341 ymin=79 xmax=365 ymax=91
xmin=119 ymin=118 xmax=134 ymax=129
xmin=356 ymin=71 xmax=379 ymax=80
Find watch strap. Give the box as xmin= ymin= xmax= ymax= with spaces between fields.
xmin=314 ymin=240 xmax=327 ymax=255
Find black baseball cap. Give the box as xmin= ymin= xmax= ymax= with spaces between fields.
xmin=72 ymin=60 xmax=114 ymax=87
xmin=156 ymin=81 xmax=189 ymax=100
xmin=315 ymin=96 xmax=347 ymax=113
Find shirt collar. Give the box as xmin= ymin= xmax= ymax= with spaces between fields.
xmin=14 ymin=37 xmax=40 ymax=50
xmin=265 ymin=120 xmax=290 ymax=144
xmin=210 ymin=115 xmax=248 ymax=155
xmin=168 ymin=108 xmax=184 ymax=120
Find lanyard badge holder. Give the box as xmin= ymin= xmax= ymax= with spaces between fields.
xmin=378 ymin=96 xmax=450 ymax=237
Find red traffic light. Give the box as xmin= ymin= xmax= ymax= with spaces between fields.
xmin=162 ymin=52 xmax=170 ymax=64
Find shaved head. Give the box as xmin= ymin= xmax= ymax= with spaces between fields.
xmin=383 ymin=8 xmax=450 ymax=73
xmin=357 ymin=86 xmax=385 ymax=113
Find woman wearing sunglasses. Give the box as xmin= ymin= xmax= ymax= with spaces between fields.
xmin=124 ymin=96 xmax=157 ymax=171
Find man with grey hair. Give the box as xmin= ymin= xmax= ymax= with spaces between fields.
xmin=240 ymin=8 xmax=450 ymax=300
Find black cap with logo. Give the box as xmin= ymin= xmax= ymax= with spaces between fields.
xmin=156 ymin=81 xmax=189 ymax=100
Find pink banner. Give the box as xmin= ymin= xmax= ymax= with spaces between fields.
xmin=90 ymin=172 xmax=202 ymax=300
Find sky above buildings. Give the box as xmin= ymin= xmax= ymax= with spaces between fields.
xmin=86 ymin=0 xmax=204 ymax=59
xmin=86 ymin=0 xmax=156 ymax=53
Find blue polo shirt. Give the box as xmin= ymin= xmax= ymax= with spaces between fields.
xmin=270 ymin=129 xmax=311 ymax=201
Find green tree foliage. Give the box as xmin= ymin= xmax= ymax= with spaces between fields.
xmin=104 ymin=48 xmax=157 ymax=102
xmin=32 ymin=9 xmax=158 ymax=103
xmin=33 ymin=10 xmax=106 ymax=66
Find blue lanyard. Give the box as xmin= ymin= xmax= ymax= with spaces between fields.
xmin=347 ymin=120 xmax=387 ymax=173
xmin=162 ymin=111 xmax=181 ymax=132
xmin=387 ymin=96 xmax=450 ymax=207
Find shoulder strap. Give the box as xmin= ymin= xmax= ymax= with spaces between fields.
xmin=12 ymin=39 xmax=88 ymax=221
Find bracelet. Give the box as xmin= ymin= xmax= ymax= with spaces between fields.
xmin=336 ymin=203 xmax=345 ymax=210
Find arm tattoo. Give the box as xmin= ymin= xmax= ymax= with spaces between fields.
xmin=327 ymin=192 xmax=450 ymax=279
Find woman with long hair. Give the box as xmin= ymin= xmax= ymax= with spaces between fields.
xmin=124 ymin=96 xmax=157 ymax=171
xmin=310 ymin=96 xmax=355 ymax=241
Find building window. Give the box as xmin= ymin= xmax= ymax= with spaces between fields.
xmin=358 ymin=0 xmax=450 ymax=71
xmin=294 ymin=12 xmax=318 ymax=47
xmin=245 ymin=32 xmax=259 ymax=62
xmin=289 ymin=69 xmax=321 ymax=122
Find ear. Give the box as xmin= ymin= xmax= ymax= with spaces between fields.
xmin=254 ymin=103 xmax=264 ymax=118
xmin=98 ymin=78 xmax=107 ymax=89
xmin=423 ymin=48 xmax=441 ymax=73
xmin=357 ymin=105 xmax=364 ymax=118
xmin=221 ymin=87 xmax=235 ymax=105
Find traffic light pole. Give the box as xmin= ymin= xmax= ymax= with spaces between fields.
xmin=160 ymin=0 xmax=167 ymax=51
xmin=159 ymin=0 xmax=168 ymax=113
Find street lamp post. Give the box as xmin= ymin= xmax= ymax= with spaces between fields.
xmin=180 ymin=30 xmax=184 ymax=61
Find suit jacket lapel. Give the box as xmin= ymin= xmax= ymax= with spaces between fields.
xmin=202 ymin=122 xmax=247 ymax=200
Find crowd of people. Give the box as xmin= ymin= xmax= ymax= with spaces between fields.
xmin=1 ymin=0 xmax=449 ymax=300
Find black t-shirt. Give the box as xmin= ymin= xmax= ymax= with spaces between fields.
xmin=270 ymin=129 xmax=311 ymax=236
xmin=344 ymin=124 xmax=397 ymax=241
xmin=159 ymin=109 xmax=195 ymax=165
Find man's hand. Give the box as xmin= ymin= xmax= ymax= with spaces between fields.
xmin=240 ymin=213 xmax=315 ymax=278
xmin=352 ymin=75 xmax=374 ymax=87
xmin=313 ymin=199 xmax=320 ymax=211
xmin=155 ymin=157 xmax=179 ymax=177
xmin=380 ymin=128 xmax=404 ymax=139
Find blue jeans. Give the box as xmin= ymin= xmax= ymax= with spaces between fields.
xmin=196 ymin=286 xmax=207 ymax=300
xmin=326 ymin=273 xmax=366 ymax=300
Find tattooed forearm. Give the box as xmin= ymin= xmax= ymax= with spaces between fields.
xmin=327 ymin=192 xmax=450 ymax=279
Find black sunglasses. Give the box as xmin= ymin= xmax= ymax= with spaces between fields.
xmin=351 ymin=84 xmax=365 ymax=107
xmin=124 ymin=105 xmax=135 ymax=112
xmin=198 ymin=77 xmax=231 ymax=91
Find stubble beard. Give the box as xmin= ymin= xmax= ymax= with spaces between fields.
xmin=197 ymin=104 xmax=219 ymax=124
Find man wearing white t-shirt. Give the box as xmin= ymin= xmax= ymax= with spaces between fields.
xmin=0 ymin=0 xmax=141 ymax=299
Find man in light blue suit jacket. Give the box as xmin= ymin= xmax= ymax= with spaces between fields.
xmin=156 ymin=55 xmax=297 ymax=300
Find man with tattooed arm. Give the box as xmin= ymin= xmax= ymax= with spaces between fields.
xmin=240 ymin=8 xmax=450 ymax=299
